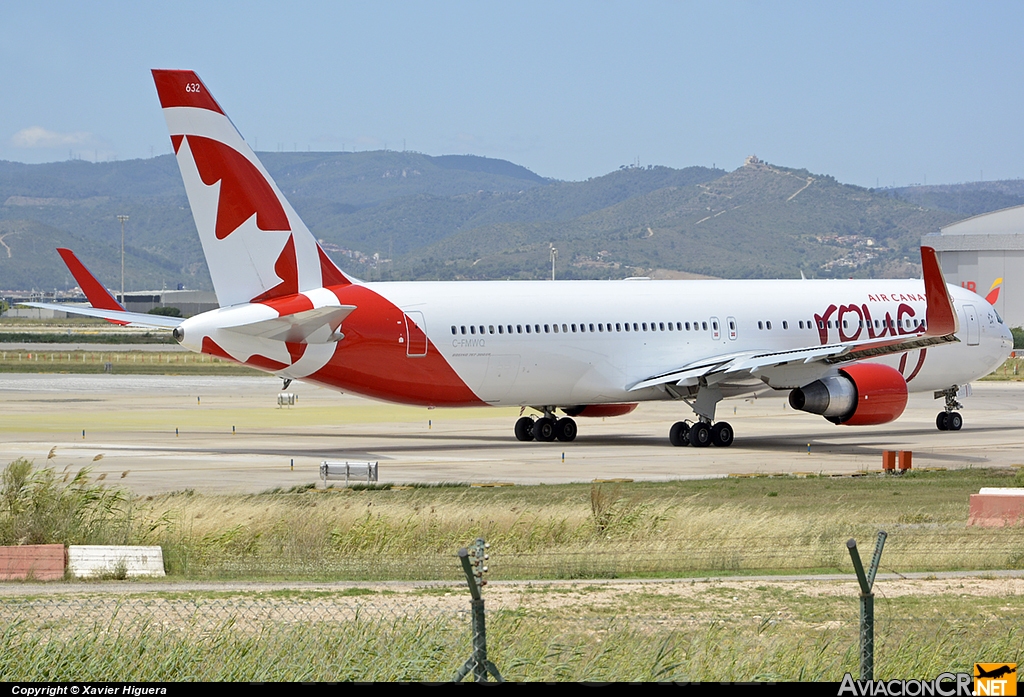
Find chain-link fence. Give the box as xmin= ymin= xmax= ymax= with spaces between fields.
xmin=0 ymin=584 xmax=1021 ymax=682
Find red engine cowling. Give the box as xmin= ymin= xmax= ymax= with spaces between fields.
xmin=562 ymin=403 xmax=639 ymax=418
xmin=788 ymin=363 xmax=908 ymax=426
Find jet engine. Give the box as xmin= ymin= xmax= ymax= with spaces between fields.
xmin=788 ymin=363 xmax=908 ymax=426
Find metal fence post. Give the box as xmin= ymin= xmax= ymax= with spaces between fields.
xmin=453 ymin=537 xmax=503 ymax=683
xmin=847 ymin=531 xmax=887 ymax=681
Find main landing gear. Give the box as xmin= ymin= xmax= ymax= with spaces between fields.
xmin=669 ymin=419 xmax=734 ymax=447
xmin=935 ymin=385 xmax=964 ymax=431
xmin=665 ymin=381 xmax=733 ymax=447
xmin=514 ymin=412 xmax=577 ymax=442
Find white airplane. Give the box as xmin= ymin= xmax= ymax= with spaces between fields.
xmin=31 ymin=69 xmax=1014 ymax=447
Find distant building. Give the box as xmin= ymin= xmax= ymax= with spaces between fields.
xmin=119 ymin=290 xmax=219 ymax=317
xmin=2 ymin=289 xmax=218 ymax=319
xmin=922 ymin=205 xmax=1024 ymax=327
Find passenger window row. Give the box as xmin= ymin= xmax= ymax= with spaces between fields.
xmin=450 ymin=320 xmax=720 ymax=336
xmin=759 ymin=318 xmax=926 ymax=331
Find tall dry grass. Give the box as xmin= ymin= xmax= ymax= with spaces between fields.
xmin=4 ymin=460 xmax=1023 ymax=579
xmin=0 ymin=458 xmax=136 ymax=546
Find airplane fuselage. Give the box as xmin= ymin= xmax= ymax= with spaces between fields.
xmin=178 ymin=277 xmax=1012 ymax=411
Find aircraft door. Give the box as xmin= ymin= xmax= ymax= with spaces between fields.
xmin=404 ymin=311 xmax=428 ymax=357
xmin=963 ymin=304 xmax=980 ymax=346
xmin=726 ymin=316 xmax=738 ymax=341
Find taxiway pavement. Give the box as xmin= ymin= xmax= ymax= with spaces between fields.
xmin=2 ymin=374 xmax=1021 ymax=494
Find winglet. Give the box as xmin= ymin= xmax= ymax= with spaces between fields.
xmin=921 ymin=246 xmax=959 ymax=336
xmin=56 ymin=248 xmax=129 ymax=325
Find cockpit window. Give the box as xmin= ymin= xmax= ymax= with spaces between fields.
xmin=994 ymin=309 xmax=1004 ymax=324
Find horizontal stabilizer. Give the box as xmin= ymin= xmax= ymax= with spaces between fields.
xmin=223 ymin=305 xmax=357 ymax=343
xmin=21 ymin=302 xmax=183 ymax=329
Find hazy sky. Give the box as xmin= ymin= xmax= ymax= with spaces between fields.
xmin=2 ymin=2 xmax=1022 ymax=187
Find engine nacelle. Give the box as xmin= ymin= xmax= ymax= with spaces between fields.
xmin=788 ymin=363 xmax=908 ymax=426
xmin=562 ymin=403 xmax=639 ymax=418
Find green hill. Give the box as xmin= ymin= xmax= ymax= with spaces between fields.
xmin=890 ymin=180 xmax=1024 ymax=219
xmin=2 ymin=151 xmax=1003 ymax=293
xmin=405 ymin=160 xmax=957 ymax=281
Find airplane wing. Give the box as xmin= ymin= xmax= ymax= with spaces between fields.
xmin=19 ymin=302 xmax=184 ymax=328
xmin=630 ymin=246 xmax=960 ymax=392
xmin=23 ymin=248 xmax=183 ymax=329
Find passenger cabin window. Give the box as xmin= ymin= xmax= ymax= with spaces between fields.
xmin=782 ymin=321 xmax=789 ymax=330
xmin=451 ymin=326 xmax=457 ymax=335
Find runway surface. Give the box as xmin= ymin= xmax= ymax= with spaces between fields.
xmin=2 ymin=373 xmax=1022 ymax=494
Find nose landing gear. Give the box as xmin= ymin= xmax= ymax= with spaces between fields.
xmin=934 ymin=385 xmax=964 ymax=431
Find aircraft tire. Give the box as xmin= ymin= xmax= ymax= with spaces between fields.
xmin=711 ymin=422 xmax=734 ymax=447
xmin=555 ymin=417 xmax=577 ymax=442
xmin=534 ymin=417 xmax=557 ymax=442
xmin=936 ymin=412 xmax=949 ymax=431
xmin=669 ymin=421 xmax=690 ymax=447
xmin=515 ymin=416 xmax=535 ymax=441
xmin=688 ymin=422 xmax=712 ymax=447
xmin=948 ymin=412 xmax=963 ymax=431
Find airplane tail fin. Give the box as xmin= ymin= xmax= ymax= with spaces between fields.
xmin=151 ymin=70 xmax=352 ymax=308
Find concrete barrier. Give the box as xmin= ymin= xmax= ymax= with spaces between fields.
xmin=0 ymin=544 xmax=66 ymax=581
xmin=968 ymin=488 xmax=1024 ymax=527
xmin=67 ymin=545 xmax=165 ymax=578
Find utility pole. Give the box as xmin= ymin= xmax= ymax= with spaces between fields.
xmin=117 ymin=215 xmax=130 ymax=304
xmin=550 ymin=244 xmax=557 ymax=281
